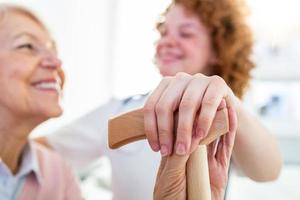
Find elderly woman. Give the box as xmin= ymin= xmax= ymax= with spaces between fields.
xmin=0 ymin=4 xmax=83 ymax=200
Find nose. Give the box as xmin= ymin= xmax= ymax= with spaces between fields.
xmin=40 ymin=53 xmax=62 ymax=70
xmin=159 ymin=34 xmax=178 ymax=48
xmin=39 ymin=53 xmax=65 ymax=88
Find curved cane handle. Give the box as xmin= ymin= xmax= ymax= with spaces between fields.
xmin=108 ymin=108 xmax=229 ymax=200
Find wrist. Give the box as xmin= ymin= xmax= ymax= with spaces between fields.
xmin=211 ymin=188 xmax=225 ymax=200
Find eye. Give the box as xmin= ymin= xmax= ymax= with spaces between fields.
xmin=17 ymin=43 xmax=35 ymax=50
xmin=180 ymin=31 xmax=194 ymax=38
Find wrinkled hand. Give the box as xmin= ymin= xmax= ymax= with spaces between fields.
xmin=153 ymin=106 xmax=237 ymax=200
xmin=208 ymin=105 xmax=237 ymax=200
xmin=144 ymin=72 xmax=237 ymax=157
xmin=154 ymin=154 xmax=189 ymax=200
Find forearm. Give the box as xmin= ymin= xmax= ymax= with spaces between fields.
xmin=232 ymin=99 xmax=282 ymax=181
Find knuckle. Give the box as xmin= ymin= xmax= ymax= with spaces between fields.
xmin=155 ymin=103 xmax=169 ymax=115
xmin=144 ymin=126 xmax=155 ymax=136
xmin=179 ymin=98 xmax=195 ymax=111
xmin=161 ymin=76 xmax=172 ymax=85
xmin=202 ymin=96 xmax=217 ymax=107
xmin=211 ymin=75 xmax=225 ymax=85
xmin=175 ymin=72 xmax=190 ymax=80
xmin=155 ymin=97 xmax=174 ymax=114
xmin=177 ymin=124 xmax=191 ymax=135
xmin=158 ymin=128 xmax=171 ymax=138
xmin=144 ymin=101 xmax=156 ymax=114
xmin=194 ymin=73 xmax=206 ymax=79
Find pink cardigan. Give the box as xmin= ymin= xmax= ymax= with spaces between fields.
xmin=18 ymin=142 xmax=84 ymax=200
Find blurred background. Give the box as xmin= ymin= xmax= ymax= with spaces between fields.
xmin=1 ymin=0 xmax=299 ymax=199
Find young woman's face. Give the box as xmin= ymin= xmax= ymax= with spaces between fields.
xmin=0 ymin=11 xmax=64 ymax=120
xmin=155 ymin=4 xmax=216 ymax=76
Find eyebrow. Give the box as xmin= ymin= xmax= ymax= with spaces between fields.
xmin=13 ymin=31 xmax=37 ymax=40
xmin=157 ymin=22 xmax=199 ymax=30
xmin=179 ymin=23 xmax=198 ymax=29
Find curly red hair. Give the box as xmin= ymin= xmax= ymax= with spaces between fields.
xmin=159 ymin=0 xmax=254 ymax=98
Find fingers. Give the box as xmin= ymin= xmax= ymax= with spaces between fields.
xmin=144 ymin=77 xmax=172 ymax=152
xmin=144 ymin=73 xmax=192 ymax=156
xmin=145 ymin=72 xmax=237 ymax=158
xmin=207 ymin=139 xmax=219 ymax=160
xmin=176 ymin=74 xmax=208 ymax=155
xmin=196 ymin=76 xmax=227 ymax=144
xmin=224 ymin=105 xmax=238 ymax=157
xmin=217 ymin=99 xmax=226 ymax=111
xmin=216 ymin=106 xmax=238 ymax=166
xmin=156 ymin=73 xmax=192 ymax=156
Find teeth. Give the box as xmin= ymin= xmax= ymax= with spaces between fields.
xmin=34 ymin=82 xmax=61 ymax=91
xmin=161 ymin=53 xmax=181 ymax=60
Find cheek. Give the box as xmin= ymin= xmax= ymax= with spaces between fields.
xmin=184 ymin=43 xmax=203 ymax=62
xmin=0 ymin=65 xmax=21 ymax=92
xmin=11 ymin=61 xmax=38 ymax=84
xmin=185 ymin=44 xmax=212 ymax=73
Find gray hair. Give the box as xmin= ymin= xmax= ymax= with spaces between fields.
xmin=0 ymin=3 xmax=47 ymax=31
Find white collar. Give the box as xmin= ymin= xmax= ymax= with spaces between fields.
xmin=0 ymin=141 xmax=42 ymax=184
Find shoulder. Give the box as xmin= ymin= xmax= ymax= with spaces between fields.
xmin=30 ymin=142 xmax=83 ymax=199
xmin=117 ymin=93 xmax=149 ymax=111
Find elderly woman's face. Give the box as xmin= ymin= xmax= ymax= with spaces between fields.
xmin=0 ymin=11 xmax=64 ymax=120
xmin=155 ymin=4 xmax=216 ymax=76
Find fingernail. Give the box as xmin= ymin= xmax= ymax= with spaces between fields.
xmin=150 ymin=142 xmax=160 ymax=152
xmin=151 ymin=142 xmax=159 ymax=152
xmin=160 ymin=145 xmax=169 ymax=156
xmin=176 ymin=143 xmax=186 ymax=155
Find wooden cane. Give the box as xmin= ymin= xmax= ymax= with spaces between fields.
xmin=108 ymin=108 xmax=229 ymax=200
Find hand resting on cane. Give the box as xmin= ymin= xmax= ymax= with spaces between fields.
xmin=153 ymin=104 xmax=237 ymax=200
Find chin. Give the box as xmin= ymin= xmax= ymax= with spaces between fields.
xmin=159 ymin=67 xmax=181 ymax=77
xmin=38 ymin=105 xmax=63 ymax=119
xmin=49 ymin=107 xmax=63 ymax=118
xmin=158 ymin=62 xmax=184 ymax=77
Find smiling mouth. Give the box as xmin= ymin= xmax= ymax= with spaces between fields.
xmin=159 ymin=52 xmax=183 ymax=63
xmin=31 ymin=80 xmax=62 ymax=93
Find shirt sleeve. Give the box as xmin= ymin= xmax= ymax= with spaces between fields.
xmin=47 ymin=98 xmax=122 ymax=170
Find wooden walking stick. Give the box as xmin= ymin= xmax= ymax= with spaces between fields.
xmin=108 ymin=108 xmax=229 ymax=200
